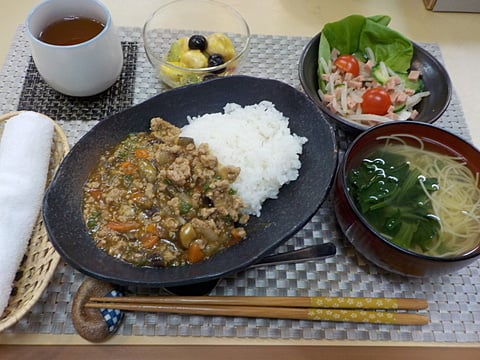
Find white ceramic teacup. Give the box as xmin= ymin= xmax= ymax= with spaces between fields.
xmin=26 ymin=0 xmax=123 ymax=97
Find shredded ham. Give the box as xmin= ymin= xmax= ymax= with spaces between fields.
xmin=408 ymin=70 xmax=421 ymax=81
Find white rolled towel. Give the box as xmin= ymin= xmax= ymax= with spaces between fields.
xmin=0 ymin=112 xmax=53 ymax=317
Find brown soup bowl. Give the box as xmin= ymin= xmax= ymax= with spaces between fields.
xmin=334 ymin=121 xmax=480 ymax=277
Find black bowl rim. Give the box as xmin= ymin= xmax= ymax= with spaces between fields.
xmin=298 ymin=31 xmax=453 ymax=133
xmin=340 ymin=120 xmax=480 ymax=263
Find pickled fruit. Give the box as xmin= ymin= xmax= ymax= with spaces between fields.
xmin=160 ymin=62 xmax=202 ymax=88
xmin=180 ymin=50 xmax=208 ymax=68
xmin=206 ymin=33 xmax=235 ymax=61
xmin=166 ymin=37 xmax=189 ymax=62
xmin=161 ymin=32 xmax=236 ymax=87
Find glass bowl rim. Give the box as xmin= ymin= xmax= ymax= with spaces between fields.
xmin=142 ymin=0 xmax=251 ymax=72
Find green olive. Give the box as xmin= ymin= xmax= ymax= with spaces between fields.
xmin=179 ymin=222 xmax=197 ymax=248
xmin=138 ymin=159 xmax=157 ymax=182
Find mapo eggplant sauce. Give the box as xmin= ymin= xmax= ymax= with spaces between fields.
xmin=82 ymin=118 xmax=249 ymax=267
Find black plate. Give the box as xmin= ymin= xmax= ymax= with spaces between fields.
xmin=43 ymin=75 xmax=338 ymax=287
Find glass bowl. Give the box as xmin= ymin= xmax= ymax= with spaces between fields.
xmin=143 ymin=0 xmax=250 ymax=88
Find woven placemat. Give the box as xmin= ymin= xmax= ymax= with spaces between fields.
xmin=0 ymin=26 xmax=479 ymax=343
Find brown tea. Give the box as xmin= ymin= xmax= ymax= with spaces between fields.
xmin=39 ymin=16 xmax=105 ymax=46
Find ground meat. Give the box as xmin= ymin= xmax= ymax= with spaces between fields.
xmin=105 ymin=188 xmax=126 ymax=205
xmin=167 ymin=157 xmax=191 ymax=186
xmin=82 ymin=117 xmax=249 ymax=267
xmin=150 ymin=117 xmax=181 ymax=141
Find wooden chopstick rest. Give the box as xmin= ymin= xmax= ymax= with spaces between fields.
xmin=72 ymin=278 xmax=124 ymax=342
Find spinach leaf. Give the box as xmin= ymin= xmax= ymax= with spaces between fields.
xmin=347 ymin=149 xmax=440 ymax=251
xmin=318 ymin=14 xmax=413 ymax=90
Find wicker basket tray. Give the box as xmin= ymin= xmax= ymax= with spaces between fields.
xmin=0 ymin=111 xmax=70 ymax=332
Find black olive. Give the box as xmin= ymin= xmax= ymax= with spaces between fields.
xmin=143 ymin=205 xmax=158 ymax=217
xmin=147 ymin=253 xmax=166 ymax=267
xmin=208 ymin=54 xmax=226 ymax=74
xmin=188 ymin=35 xmax=207 ymax=51
xmin=201 ymin=196 xmax=214 ymax=208
xmin=208 ymin=53 xmax=225 ymax=67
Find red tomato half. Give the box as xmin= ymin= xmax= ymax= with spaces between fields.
xmin=333 ymin=55 xmax=360 ymax=77
xmin=361 ymin=88 xmax=391 ymax=115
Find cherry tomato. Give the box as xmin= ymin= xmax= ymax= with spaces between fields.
xmin=361 ymin=88 xmax=391 ymax=115
xmin=333 ymin=54 xmax=360 ymax=77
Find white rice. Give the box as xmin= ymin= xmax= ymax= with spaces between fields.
xmin=181 ymin=101 xmax=308 ymax=216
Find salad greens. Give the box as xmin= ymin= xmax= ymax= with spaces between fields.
xmin=347 ymin=149 xmax=440 ymax=251
xmin=318 ymin=14 xmax=414 ymax=90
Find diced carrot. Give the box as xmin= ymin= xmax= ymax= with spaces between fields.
xmin=230 ymin=227 xmax=246 ymax=242
xmin=140 ymin=233 xmax=159 ymax=249
xmin=119 ymin=161 xmax=138 ymax=174
xmin=106 ymin=221 xmax=139 ymax=232
xmin=145 ymin=223 xmax=157 ymax=233
xmin=187 ymin=243 xmax=205 ymax=263
xmin=88 ymin=189 xmax=102 ymax=201
xmin=130 ymin=192 xmax=144 ymax=201
xmin=135 ymin=148 xmax=149 ymax=159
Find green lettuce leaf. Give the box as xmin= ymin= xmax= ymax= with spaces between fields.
xmin=318 ymin=14 xmax=413 ymax=90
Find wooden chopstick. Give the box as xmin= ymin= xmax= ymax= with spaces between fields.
xmin=89 ymin=295 xmax=428 ymax=310
xmin=85 ymin=296 xmax=429 ymax=325
xmin=85 ymin=302 xmax=428 ymax=325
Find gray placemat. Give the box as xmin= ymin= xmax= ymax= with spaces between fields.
xmin=0 ymin=26 xmax=479 ymax=343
